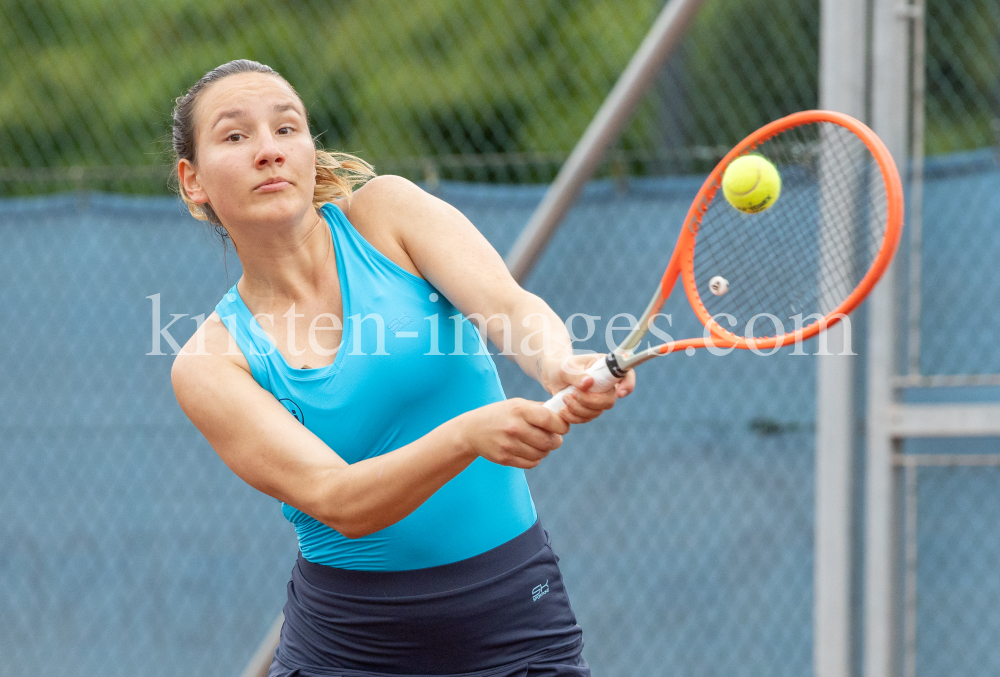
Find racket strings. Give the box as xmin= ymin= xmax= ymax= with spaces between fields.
xmin=691 ymin=122 xmax=889 ymax=340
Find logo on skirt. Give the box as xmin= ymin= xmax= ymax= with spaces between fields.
xmin=532 ymin=580 xmax=549 ymax=602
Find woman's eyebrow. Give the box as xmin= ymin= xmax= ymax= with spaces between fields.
xmin=273 ymin=103 xmax=301 ymax=115
xmin=211 ymin=108 xmax=247 ymax=129
xmin=210 ymin=102 xmax=302 ymax=130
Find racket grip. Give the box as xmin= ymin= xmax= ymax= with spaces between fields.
xmin=543 ymin=355 xmax=622 ymax=414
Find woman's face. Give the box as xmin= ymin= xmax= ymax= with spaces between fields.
xmin=181 ymin=72 xmax=317 ymax=230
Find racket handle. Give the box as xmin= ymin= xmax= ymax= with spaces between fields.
xmin=543 ymin=355 xmax=622 ymax=414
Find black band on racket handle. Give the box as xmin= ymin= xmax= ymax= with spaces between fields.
xmin=606 ymin=353 xmax=627 ymax=379
xmin=543 ymin=352 xmax=626 ymax=413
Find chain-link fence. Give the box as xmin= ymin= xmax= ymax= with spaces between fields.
xmin=896 ymin=2 xmax=1000 ymax=677
xmin=1 ymin=1 xmax=998 ymax=676
xmin=0 ymin=0 xmax=818 ymax=193
xmin=902 ymin=0 xmax=1000 ymax=385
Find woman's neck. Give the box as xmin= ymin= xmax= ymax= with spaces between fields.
xmin=231 ymin=208 xmax=336 ymax=306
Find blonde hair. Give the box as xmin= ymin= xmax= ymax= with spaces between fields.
xmin=312 ymin=149 xmax=377 ymax=208
xmin=171 ymin=59 xmax=376 ymax=235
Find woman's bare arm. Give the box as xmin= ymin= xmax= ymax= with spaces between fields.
xmin=346 ymin=176 xmax=635 ymax=421
xmin=171 ymin=315 xmax=566 ymax=538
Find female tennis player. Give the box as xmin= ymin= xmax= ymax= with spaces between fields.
xmin=170 ymin=60 xmax=635 ymax=677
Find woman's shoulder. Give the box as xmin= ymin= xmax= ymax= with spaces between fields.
xmin=335 ymin=174 xmax=423 ymax=222
xmin=172 ymin=311 xmax=253 ymax=381
xmin=333 ymin=175 xmax=427 ymax=278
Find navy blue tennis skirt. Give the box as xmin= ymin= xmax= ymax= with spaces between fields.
xmin=267 ymin=520 xmax=589 ymax=676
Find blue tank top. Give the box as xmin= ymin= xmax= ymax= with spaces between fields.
xmin=215 ymin=203 xmax=537 ymax=571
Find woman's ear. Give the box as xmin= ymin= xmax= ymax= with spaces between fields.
xmin=178 ymin=159 xmax=208 ymax=204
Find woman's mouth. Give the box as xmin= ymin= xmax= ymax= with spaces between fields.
xmin=255 ymin=177 xmax=291 ymax=193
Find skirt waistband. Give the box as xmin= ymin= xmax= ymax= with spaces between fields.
xmin=295 ymin=519 xmax=547 ymax=597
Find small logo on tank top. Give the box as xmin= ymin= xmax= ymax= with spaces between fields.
xmin=389 ymin=315 xmax=418 ymax=338
xmin=532 ymin=580 xmax=549 ymax=602
xmin=278 ymin=398 xmax=304 ymax=425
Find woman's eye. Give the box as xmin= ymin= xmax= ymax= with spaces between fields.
xmin=277 ymin=126 xmax=293 ymax=135
xmin=227 ymin=133 xmax=242 ymax=142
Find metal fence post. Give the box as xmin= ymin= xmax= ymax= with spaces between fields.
xmin=866 ymin=1 xmax=912 ymax=676
xmin=816 ymin=3 xmax=869 ymax=676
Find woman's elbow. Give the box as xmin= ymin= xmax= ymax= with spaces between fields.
xmin=315 ymin=502 xmax=376 ymax=540
xmin=340 ymin=525 xmax=374 ymax=540
xmin=307 ymin=468 xmax=392 ymax=539
xmin=329 ymin=516 xmax=371 ymax=540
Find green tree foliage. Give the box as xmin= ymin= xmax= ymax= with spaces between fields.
xmin=0 ymin=0 xmax=661 ymax=178
xmin=0 ymin=0 xmax=994 ymax=195
xmin=924 ymin=0 xmax=1000 ymax=155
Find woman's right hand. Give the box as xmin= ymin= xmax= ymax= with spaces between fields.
xmin=456 ymin=398 xmax=570 ymax=469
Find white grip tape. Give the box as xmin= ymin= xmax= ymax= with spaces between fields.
xmin=543 ymin=357 xmax=621 ymax=414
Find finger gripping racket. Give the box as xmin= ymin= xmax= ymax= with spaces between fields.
xmin=545 ymin=110 xmax=904 ymax=413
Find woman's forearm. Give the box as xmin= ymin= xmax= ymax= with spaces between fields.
xmin=493 ymin=292 xmax=573 ymax=387
xmin=317 ymin=417 xmax=477 ymax=538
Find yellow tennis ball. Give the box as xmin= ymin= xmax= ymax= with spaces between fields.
xmin=721 ymin=155 xmax=781 ymax=214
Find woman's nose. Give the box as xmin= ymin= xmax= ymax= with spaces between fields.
xmin=256 ymin=134 xmax=285 ymax=167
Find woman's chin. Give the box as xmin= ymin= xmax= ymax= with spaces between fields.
xmin=232 ymin=197 xmax=313 ymax=227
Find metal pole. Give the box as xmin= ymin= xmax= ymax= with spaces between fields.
xmin=905 ymin=0 xmax=926 ymax=379
xmin=902 ymin=464 xmax=919 ymax=677
xmin=866 ymin=1 xmax=911 ymax=676
xmin=238 ymin=612 xmax=283 ymax=677
xmin=901 ymin=5 xmax=925 ymax=676
xmin=816 ymin=2 xmax=869 ymax=676
xmin=504 ymin=0 xmax=708 ymax=282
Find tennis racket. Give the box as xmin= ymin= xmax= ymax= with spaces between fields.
xmin=545 ymin=110 xmax=904 ymax=413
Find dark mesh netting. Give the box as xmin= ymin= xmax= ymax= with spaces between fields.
xmin=691 ymin=121 xmax=890 ymax=340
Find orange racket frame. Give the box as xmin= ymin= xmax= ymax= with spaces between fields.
xmin=619 ymin=109 xmax=904 ymax=363
xmin=544 ymin=110 xmax=904 ymax=414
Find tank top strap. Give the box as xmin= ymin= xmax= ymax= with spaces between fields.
xmin=320 ymin=201 xmax=362 ymax=260
xmin=319 ymin=201 xmax=436 ymax=297
xmin=215 ymin=287 xmax=276 ymax=391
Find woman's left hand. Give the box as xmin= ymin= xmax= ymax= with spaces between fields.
xmin=539 ymin=354 xmax=637 ymax=425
